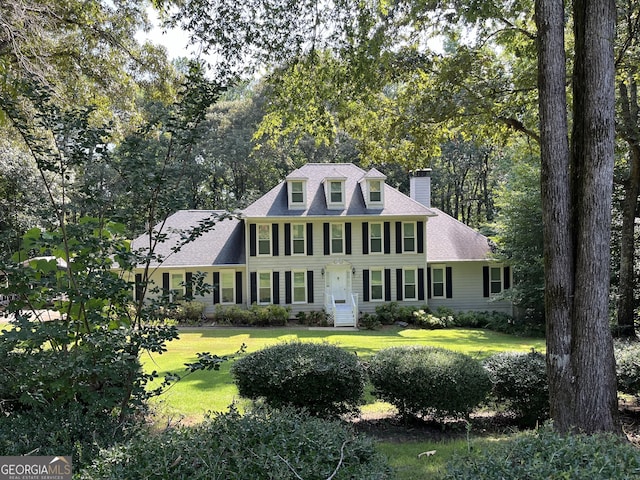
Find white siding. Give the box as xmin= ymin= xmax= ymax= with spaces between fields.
xmin=245 ymin=217 xmax=429 ymax=316
xmin=136 ymin=267 xmax=246 ymax=316
xmin=427 ymin=262 xmax=513 ymax=314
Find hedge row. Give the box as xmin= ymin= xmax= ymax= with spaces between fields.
xmin=80 ymin=407 xmax=391 ymax=479
xmin=231 ymin=342 xmax=548 ymax=423
xmin=445 ymin=426 xmax=640 ymax=479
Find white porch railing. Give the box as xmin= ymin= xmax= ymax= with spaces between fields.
xmin=325 ymin=289 xmax=358 ymax=327
xmin=325 ymin=288 xmax=337 ymax=323
xmin=350 ymin=293 xmax=359 ymax=326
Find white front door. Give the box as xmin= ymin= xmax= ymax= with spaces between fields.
xmin=327 ymin=267 xmax=349 ymax=303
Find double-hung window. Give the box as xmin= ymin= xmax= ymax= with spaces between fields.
xmin=170 ymin=272 xmax=185 ymax=301
xmin=370 ymin=223 xmax=383 ymax=254
xmin=404 ymin=268 xmax=417 ymax=300
xmin=290 ymin=181 xmax=304 ymax=204
xmin=292 ymin=271 xmax=307 ymax=303
xmin=329 ymin=181 xmax=343 ymax=203
xmin=369 ymin=180 xmax=382 ymax=203
xmin=258 ymin=224 xmax=271 ymax=255
xmin=370 ymin=269 xmax=384 ymax=301
xmin=431 ymin=266 xmax=445 ymax=298
xmin=490 ymin=267 xmax=502 ymax=294
xmin=287 ymin=179 xmax=307 ymax=209
xmin=220 ymin=271 xmax=235 ymax=304
xmin=331 ymin=223 xmax=344 ymax=254
xmin=292 ymin=223 xmax=305 ymax=255
xmin=258 ymin=271 xmax=272 ymax=304
xmin=403 ymin=222 xmax=416 ymax=252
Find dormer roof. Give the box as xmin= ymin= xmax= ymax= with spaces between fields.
xmin=362 ymin=167 xmax=387 ymax=179
xmin=242 ymin=163 xmax=435 ymax=218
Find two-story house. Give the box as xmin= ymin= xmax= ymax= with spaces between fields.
xmin=131 ymin=163 xmax=512 ymax=326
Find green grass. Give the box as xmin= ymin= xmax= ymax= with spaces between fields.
xmin=376 ymin=436 xmax=508 ymax=480
xmin=377 ymin=439 xmax=468 ymax=480
xmin=143 ymin=326 xmax=544 ymax=423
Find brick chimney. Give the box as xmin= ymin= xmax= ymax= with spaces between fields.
xmin=410 ymin=169 xmax=432 ymax=208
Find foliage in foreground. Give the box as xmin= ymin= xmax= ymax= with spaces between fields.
xmin=231 ymin=341 xmax=366 ymax=417
xmin=483 ymin=350 xmax=549 ymax=426
xmin=368 ymin=346 xmax=491 ymax=420
xmin=444 ymin=426 xmax=640 ymax=479
xmin=80 ymin=407 xmax=392 ymax=480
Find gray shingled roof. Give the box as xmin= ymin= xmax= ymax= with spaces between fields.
xmin=427 ymin=208 xmax=493 ymax=261
xmin=242 ymin=163 xmax=435 ymax=218
xmin=132 ymin=210 xmax=244 ymax=267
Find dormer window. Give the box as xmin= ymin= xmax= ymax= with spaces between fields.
xmin=291 ymin=181 xmax=304 ymax=203
xmin=360 ymin=168 xmax=386 ymax=208
xmin=287 ymin=178 xmax=307 ymax=210
xmin=324 ymin=176 xmax=346 ymax=208
xmin=369 ymin=180 xmax=382 ymax=203
xmin=330 ymin=181 xmax=343 ymax=203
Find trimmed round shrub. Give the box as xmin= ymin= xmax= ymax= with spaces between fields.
xmin=230 ymin=341 xmax=366 ymax=417
xmin=80 ymin=407 xmax=392 ymax=480
xmin=483 ymin=350 xmax=549 ymax=426
xmin=615 ymin=341 xmax=640 ymax=396
xmin=444 ymin=426 xmax=640 ymax=479
xmin=368 ymin=346 xmax=491 ymax=420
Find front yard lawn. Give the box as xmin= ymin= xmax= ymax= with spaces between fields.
xmin=143 ymin=325 xmax=544 ymax=423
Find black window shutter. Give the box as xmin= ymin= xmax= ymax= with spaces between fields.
xmin=306 ymin=223 xmax=313 ymax=255
xmin=396 ymin=269 xmax=403 ymax=301
xmin=418 ymin=268 xmax=425 ymax=301
xmin=446 ymin=267 xmax=453 ymax=298
xmin=395 ymin=222 xmax=402 ymax=253
xmin=362 ymin=222 xmax=369 ymax=254
xmin=385 ymin=269 xmax=391 ymax=301
xmin=417 ymin=221 xmax=425 ymax=254
xmin=185 ymin=271 xmax=193 ymax=300
xmin=363 ymin=269 xmax=370 ymax=301
xmin=504 ymin=266 xmax=511 ymax=289
xmin=249 ymin=224 xmax=257 ymax=257
xmin=323 ymin=223 xmax=330 ymax=255
xmin=250 ymin=272 xmax=257 ymax=304
xmin=162 ymin=272 xmax=169 ymax=299
xmin=273 ymin=272 xmax=280 ymax=304
xmin=235 ymin=271 xmax=243 ymax=304
xmin=285 ymin=271 xmax=292 ymax=304
xmin=426 ymin=267 xmax=432 ymax=299
xmin=135 ymin=273 xmax=143 ymax=302
xmin=272 ymin=224 xmax=279 ymax=256
xmin=483 ymin=266 xmax=490 ymax=297
xmin=384 ymin=222 xmax=391 ymax=254
xmin=213 ymin=272 xmax=220 ymax=304
xmin=345 ymin=222 xmax=352 ymax=254
xmin=307 ymin=270 xmax=314 ymax=303
xmin=284 ymin=223 xmax=291 ymax=256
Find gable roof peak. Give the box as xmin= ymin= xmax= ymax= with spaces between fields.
xmin=285 ymin=168 xmax=308 ymax=180
xmin=362 ymin=167 xmax=387 ymax=179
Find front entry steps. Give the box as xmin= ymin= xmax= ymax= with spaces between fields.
xmin=333 ymin=304 xmax=356 ymax=327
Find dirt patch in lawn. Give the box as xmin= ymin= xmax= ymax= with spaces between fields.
xmin=351 ymin=411 xmax=525 ymax=443
xmin=350 ymin=403 xmax=640 ymax=444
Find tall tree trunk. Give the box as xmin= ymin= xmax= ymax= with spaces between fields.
xmin=616 ymin=78 xmax=640 ymax=338
xmin=570 ymin=0 xmax=618 ymax=432
xmin=535 ymin=0 xmax=575 ymax=430
xmin=536 ymin=0 xmax=620 ymax=433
